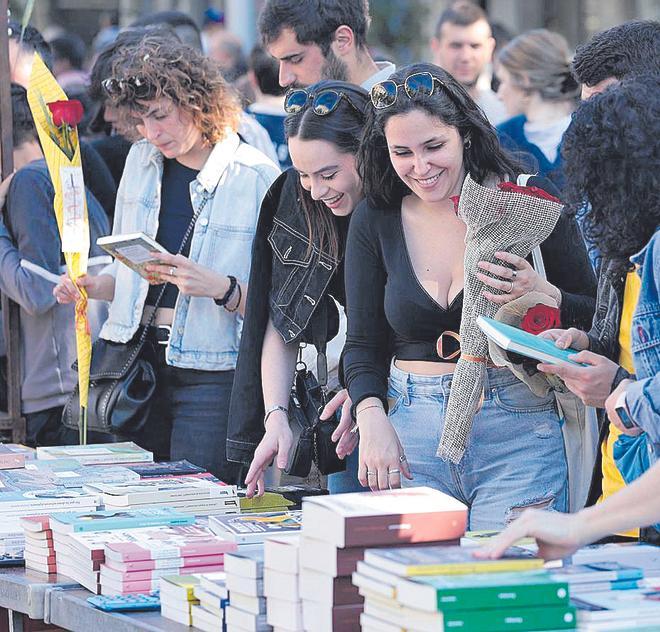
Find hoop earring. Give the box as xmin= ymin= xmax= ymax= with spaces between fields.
xmin=464 ymin=138 xmax=472 ymax=150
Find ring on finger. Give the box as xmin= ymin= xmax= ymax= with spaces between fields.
xmin=169 ymin=267 xmax=176 ymax=277
xmin=511 ymin=270 xmax=518 ymax=278
xmin=505 ymin=280 xmax=514 ymax=294
xmin=399 ymin=454 xmax=407 ymax=463
xmin=388 ymin=468 xmax=400 ymax=475
xmin=366 ymin=470 xmax=376 ymax=476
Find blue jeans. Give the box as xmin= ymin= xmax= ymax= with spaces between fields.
xmin=327 ymin=450 xmax=362 ymax=493
xmin=135 ymin=345 xmax=242 ymax=484
xmin=388 ymin=363 xmax=568 ymax=530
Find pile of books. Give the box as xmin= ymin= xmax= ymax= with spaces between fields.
xmin=83 ymin=476 xmax=240 ymax=516
xmin=160 ymin=574 xmax=200 ymax=626
xmin=21 ymin=516 xmax=55 ymax=573
xmin=264 ymin=535 xmax=302 ymax=632
xmin=225 ymin=548 xmax=270 ymax=631
xmin=355 ymin=544 xmax=577 ymax=631
xmin=35 ymin=441 xmax=153 ymax=465
xmin=192 ymin=571 xmax=228 ymax=632
xmin=210 ymin=510 xmax=303 ymax=544
xmin=299 ymin=487 xmax=468 ymax=632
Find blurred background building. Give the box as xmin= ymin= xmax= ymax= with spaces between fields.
xmin=10 ymin=0 xmax=660 ymax=62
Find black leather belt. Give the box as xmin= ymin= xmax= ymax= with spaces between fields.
xmin=144 ymin=324 xmax=172 ymax=346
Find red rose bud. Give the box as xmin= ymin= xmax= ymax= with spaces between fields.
xmin=47 ymin=100 xmax=84 ymax=127
xmin=520 ymin=303 xmax=561 ymax=335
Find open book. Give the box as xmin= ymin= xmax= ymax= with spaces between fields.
xmin=97 ymin=233 xmax=168 ymax=280
xmin=477 ymin=316 xmax=585 ymax=366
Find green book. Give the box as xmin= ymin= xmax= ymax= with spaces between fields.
xmin=444 ymin=604 xmax=576 ymax=631
xmin=396 ymin=570 xmax=569 ymax=613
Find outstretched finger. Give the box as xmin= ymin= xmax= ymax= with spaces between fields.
xmin=387 ymin=468 xmax=402 ymax=489
xmin=322 ymin=389 xmax=348 ymax=421
xmin=331 ymin=397 xmax=353 ymax=442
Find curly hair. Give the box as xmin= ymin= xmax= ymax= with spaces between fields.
xmin=108 ymin=34 xmax=241 ymax=145
xmin=561 ymin=73 xmax=660 ymax=261
xmin=284 ymin=80 xmax=369 ymax=260
xmin=496 ymin=29 xmax=580 ymax=102
xmin=572 ymin=20 xmax=660 ymax=86
xmin=358 ymin=62 xmax=523 ymax=209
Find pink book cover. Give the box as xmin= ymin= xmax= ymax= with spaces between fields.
xmin=20 ymin=515 xmax=51 ymax=533
xmin=104 ymin=553 xmax=226 ymax=573
xmin=101 ymin=560 xmax=224 ymax=583
xmin=0 ymin=444 xmax=30 ymax=469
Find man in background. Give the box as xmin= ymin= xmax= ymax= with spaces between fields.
xmin=430 ymin=1 xmax=507 ymax=125
xmin=259 ymin=0 xmax=394 ymax=90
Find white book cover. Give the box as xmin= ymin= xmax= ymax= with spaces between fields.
xmin=36 ymin=442 xmax=152 ymax=464
xmin=96 ymin=232 xmax=168 ymax=280
xmin=264 ymin=534 xmax=300 ymax=574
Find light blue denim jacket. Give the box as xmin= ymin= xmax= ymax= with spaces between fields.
xmin=99 ymin=134 xmax=280 ymax=370
xmin=626 ymin=227 xmax=660 ymax=454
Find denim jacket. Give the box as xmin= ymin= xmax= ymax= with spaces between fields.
xmin=227 ymin=169 xmax=345 ymax=464
xmin=626 ymin=228 xmax=660 ymax=452
xmin=99 ymin=135 xmax=280 ymax=370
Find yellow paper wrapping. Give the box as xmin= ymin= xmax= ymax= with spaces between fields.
xmin=26 ymin=55 xmax=91 ymax=439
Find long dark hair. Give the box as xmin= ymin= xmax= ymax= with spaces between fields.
xmin=358 ymin=62 xmax=523 ymax=209
xmin=562 ymin=73 xmax=660 ymax=262
xmin=284 ymin=80 xmax=369 ymax=260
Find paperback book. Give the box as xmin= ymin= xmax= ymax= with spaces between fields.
xmin=50 ymin=507 xmax=194 ymax=533
xmin=209 ymin=510 xmax=303 ymax=544
xmin=36 ymin=442 xmax=153 ymax=465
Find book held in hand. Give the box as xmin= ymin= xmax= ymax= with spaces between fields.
xmin=477 ymin=316 xmax=585 ymax=366
xmin=97 ymin=232 xmax=169 ymax=280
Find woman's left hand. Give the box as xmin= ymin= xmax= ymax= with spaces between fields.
xmin=477 ymin=251 xmax=557 ymax=305
xmin=145 ymin=251 xmax=230 ymax=299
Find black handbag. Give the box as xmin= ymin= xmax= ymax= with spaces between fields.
xmin=284 ymin=298 xmax=346 ymax=478
xmin=62 ymin=191 xmax=213 ymax=440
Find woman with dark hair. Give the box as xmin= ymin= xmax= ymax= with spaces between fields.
xmin=227 ymin=81 xmax=370 ymax=496
xmin=343 ymin=63 xmax=596 ymax=528
xmin=478 ymin=73 xmax=660 ymax=558
xmin=54 ymin=36 xmax=279 ymax=482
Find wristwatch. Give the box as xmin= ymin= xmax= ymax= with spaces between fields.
xmin=615 ymin=390 xmax=636 ymax=430
xmin=263 ymin=405 xmax=289 ymax=426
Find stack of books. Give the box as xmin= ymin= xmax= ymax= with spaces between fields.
xmin=210 ymin=510 xmax=303 ymax=544
xmin=550 ymin=562 xmax=648 ymax=594
xmin=225 ymin=548 xmax=271 ymax=631
xmin=571 ymin=588 xmax=660 ymax=630
xmin=24 ymin=459 xmax=141 ymax=489
xmin=264 ymin=535 xmax=302 ymax=632
xmin=83 ymin=477 xmax=240 ymax=516
xmin=21 ymin=515 xmax=56 ymax=573
xmin=160 ymin=574 xmax=201 ymax=626
xmin=299 ymin=487 xmax=468 ymax=632
xmin=100 ymin=523 xmax=237 ymax=595
xmin=48 ymin=507 xmax=195 ymax=593
xmin=35 ymin=442 xmax=153 ymax=465
xmin=355 ymin=545 xmax=577 ymax=631
xmin=192 ymin=571 xmax=229 ymax=632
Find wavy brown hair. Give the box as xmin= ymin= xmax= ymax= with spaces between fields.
xmin=108 ymin=34 xmax=241 ymax=144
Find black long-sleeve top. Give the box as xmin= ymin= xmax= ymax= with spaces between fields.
xmin=342 ymin=199 xmax=598 ymax=413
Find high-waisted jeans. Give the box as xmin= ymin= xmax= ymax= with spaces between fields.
xmin=388 ymin=362 xmax=568 ymax=530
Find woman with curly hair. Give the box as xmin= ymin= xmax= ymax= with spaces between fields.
xmin=478 ymin=73 xmax=660 ymax=558
xmin=54 ymin=35 xmax=280 ymax=481
xmin=343 ymin=62 xmax=596 ymax=528
xmin=495 ymin=29 xmax=580 ymax=191
xmin=529 ymin=72 xmax=660 ymax=541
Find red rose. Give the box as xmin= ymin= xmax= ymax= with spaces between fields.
xmin=497 ymin=181 xmax=561 ymax=204
xmin=520 ymin=303 xmax=562 ymax=335
xmin=47 ymin=100 xmax=84 ymax=127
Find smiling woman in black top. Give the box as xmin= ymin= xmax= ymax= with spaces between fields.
xmin=343 ymin=63 xmax=596 ymax=529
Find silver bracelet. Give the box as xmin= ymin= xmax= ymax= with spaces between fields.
xmin=264 ymin=405 xmax=288 ymax=426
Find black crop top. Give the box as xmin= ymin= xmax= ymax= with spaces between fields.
xmin=343 ymin=196 xmax=597 ymax=412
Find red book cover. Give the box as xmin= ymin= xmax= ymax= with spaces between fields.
xmin=20 ymin=515 xmax=51 ymax=532
xmin=302 ymin=487 xmax=467 ymax=548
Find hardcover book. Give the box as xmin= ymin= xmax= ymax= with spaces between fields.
xmin=36 ymin=442 xmax=153 ymax=465
xmin=302 ymin=487 xmax=467 ymax=548
xmin=362 ymin=544 xmax=543 ymax=577
xmin=97 ymin=232 xmax=168 ymax=280
xmin=209 ymin=510 xmax=303 ymax=544
xmin=50 ymin=507 xmax=194 ymax=533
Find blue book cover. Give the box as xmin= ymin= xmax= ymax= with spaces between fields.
xmin=50 ymin=507 xmax=194 ymax=532
xmin=477 ymin=316 xmax=586 ymax=366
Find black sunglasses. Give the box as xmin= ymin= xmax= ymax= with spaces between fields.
xmin=370 ymin=71 xmax=453 ymax=109
xmin=102 ymin=76 xmax=152 ymax=100
xmin=284 ymin=88 xmax=364 ymax=117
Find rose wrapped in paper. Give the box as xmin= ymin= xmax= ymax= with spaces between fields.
xmin=520 ymin=303 xmax=561 ymax=335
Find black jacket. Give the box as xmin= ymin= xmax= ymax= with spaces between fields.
xmin=226 ymin=170 xmax=345 ymax=465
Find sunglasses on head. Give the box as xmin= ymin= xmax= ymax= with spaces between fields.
xmin=102 ymin=76 xmax=152 ymax=100
xmin=370 ymin=71 xmax=453 ymax=109
xmin=284 ymin=88 xmax=364 ymax=117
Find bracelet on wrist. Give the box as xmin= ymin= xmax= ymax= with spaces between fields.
xmin=356 ymin=403 xmax=384 ymax=417
xmin=264 ymin=405 xmax=289 ymax=427
xmin=224 ymin=281 xmax=242 ymax=312
xmin=214 ymin=275 xmax=237 ymax=307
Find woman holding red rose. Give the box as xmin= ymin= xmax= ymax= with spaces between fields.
xmin=342 ymin=63 xmax=596 ymax=529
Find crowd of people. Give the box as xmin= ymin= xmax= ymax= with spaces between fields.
xmin=2 ymin=1 xmax=659 ymax=556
